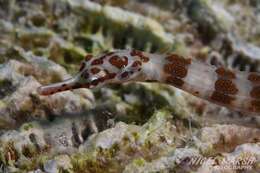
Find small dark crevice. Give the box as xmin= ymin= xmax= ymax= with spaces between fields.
xmin=71 ymin=122 xmax=82 ymax=147
xmin=29 ymin=133 xmax=41 ymax=151
xmin=81 ymin=125 xmax=92 ymax=141
xmin=0 ymin=80 xmax=16 ymax=99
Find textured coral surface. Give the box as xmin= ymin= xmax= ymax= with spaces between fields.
xmin=0 ymin=0 xmax=259 ymax=172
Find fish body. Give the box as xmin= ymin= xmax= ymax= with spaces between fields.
xmin=38 ymin=49 xmax=260 ymax=114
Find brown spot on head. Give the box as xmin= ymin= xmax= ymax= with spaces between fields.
xmin=85 ymin=54 xmax=93 ymax=61
xmin=91 ymin=58 xmax=103 ymax=66
xmin=250 ymin=86 xmax=260 ymax=98
xmin=90 ymin=67 xmax=101 ymax=74
xmin=130 ymin=49 xmax=149 ymax=62
xmin=248 ymin=73 xmax=260 ymax=83
xmin=140 ymin=56 xmax=149 ymax=62
xmin=130 ymin=49 xmax=142 ymax=57
xmin=215 ymin=79 xmax=238 ymax=95
xmin=131 ymin=61 xmax=142 ymax=68
xmin=211 ymin=91 xmax=235 ymax=105
xmin=215 ymin=67 xmax=236 ymax=79
xmin=166 ymin=76 xmax=184 ymax=88
xmin=109 ymin=55 xmax=128 ymax=69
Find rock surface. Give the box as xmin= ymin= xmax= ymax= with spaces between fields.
xmin=0 ymin=0 xmax=259 ymax=172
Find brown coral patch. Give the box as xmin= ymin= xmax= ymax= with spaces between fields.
xmin=215 ymin=79 xmax=238 ymax=95
xmin=109 ymin=55 xmax=128 ymax=69
xmin=215 ymin=67 xmax=236 ymax=79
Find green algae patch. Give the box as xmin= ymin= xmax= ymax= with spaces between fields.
xmin=49 ymin=40 xmax=86 ymax=73
xmin=107 ymin=83 xmax=177 ymax=125
xmin=21 ymin=123 xmax=35 ymax=131
xmin=0 ymin=139 xmax=52 ymax=172
xmin=17 ymin=27 xmax=54 ymax=50
xmin=132 ymin=158 xmax=146 ymax=167
xmin=69 ymin=110 xmax=177 ymax=172
xmin=69 ymin=0 xmax=174 ymax=52
xmin=71 ymin=152 xmax=121 ymax=173
xmin=0 ymin=79 xmax=16 ymax=99
xmin=18 ymin=155 xmax=50 ymax=172
xmin=1 ymin=0 xmax=260 ymax=172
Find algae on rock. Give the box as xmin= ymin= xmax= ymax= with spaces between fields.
xmin=0 ymin=0 xmax=260 ymax=172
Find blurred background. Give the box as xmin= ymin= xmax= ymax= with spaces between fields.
xmin=0 ymin=0 xmax=259 ymax=172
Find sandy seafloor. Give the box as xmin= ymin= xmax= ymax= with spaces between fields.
xmin=0 ymin=0 xmax=259 ymax=172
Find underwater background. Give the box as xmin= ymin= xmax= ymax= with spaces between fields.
xmin=0 ymin=0 xmax=259 ymax=172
